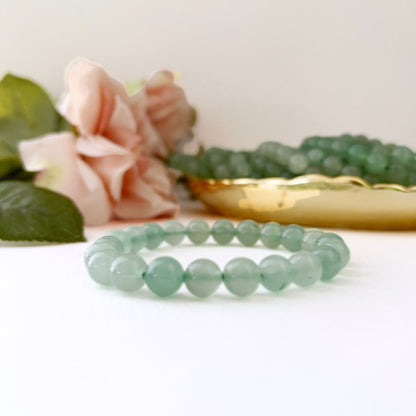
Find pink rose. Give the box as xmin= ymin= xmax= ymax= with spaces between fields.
xmin=18 ymin=59 xmax=193 ymax=225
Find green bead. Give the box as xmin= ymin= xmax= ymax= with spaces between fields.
xmin=163 ymin=220 xmax=186 ymax=246
xmin=307 ymin=148 xmax=325 ymax=164
xmin=84 ymin=243 xmax=117 ymax=266
xmin=331 ymin=140 xmax=349 ymax=157
xmin=95 ymin=235 xmax=124 ymax=252
xmin=322 ymin=156 xmax=343 ymax=176
xmin=288 ymin=153 xmax=308 ymax=174
xmin=87 ymin=251 xmax=119 ymax=286
xmin=312 ymin=246 xmax=341 ymax=281
xmin=260 ymin=222 xmax=283 ymax=248
xmin=110 ymin=254 xmax=146 ymax=292
xmin=301 ymin=228 xmax=324 ymax=251
xmin=184 ymin=259 xmax=222 ymax=298
xmin=236 ymin=220 xmax=260 ymax=246
xmin=342 ymin=165 xmax=362 ymax=177
xmin=123 ymin=225 xmax=146 ymax=253
xmin=275 ymin=145 xmax=294 ymax=165
xmin=214 ymin=164 xmax=230 ymax=179
xmin=366 ymin=152 xmax=388 ymax=175
xmin=231 ymin=162 xmax=251 ymax=178
xmin=316 ymin=233 xmax=350 ymax=268
xmin=142 ymin=223 xmax=165 ymax=250
xmin=223 ymin=257 xmax=261 ymax=297
xmin=264 ymin=162 xmax=283 ymax=177
xmin=391 ymin=146 xmax=413 ymax=167
xmin=187 ymin=219 xmax=210 ymax=245
xmin=385 ymin=164 xmax=407 ymax=184
xmin=289 ymin=251 xmax=322 ymax=286
xmin=260 ymin=255 xmax=293 ymax=292
xmin=347 ymin=144 xmax=368 ymax=166
xmin=282 ymin=224 xmax=304 ymax=252
xmin=144 ymin=256 xmax=183 ymax=297
xmin=211 ymin=219 xmax=235 ymax=245
xmin=106 ymin=230 xmax=132 ymax=253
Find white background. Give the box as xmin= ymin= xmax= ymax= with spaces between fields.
xmin=1 ymin=0 xmax=415 ymax=149
xmin=2 ymin=1 xmax=416 ymax=415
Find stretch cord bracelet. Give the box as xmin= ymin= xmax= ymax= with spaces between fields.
xmin=84 ymin=219 xmax=350 ymax=298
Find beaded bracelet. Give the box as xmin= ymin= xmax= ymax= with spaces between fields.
xmin=85 ymin=219 xmax=350 ymax=298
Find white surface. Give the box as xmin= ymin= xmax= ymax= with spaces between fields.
xmin=1 ymin=0 xmax=416 ymax=148
xmin=2 ymin=202 xmax=416 ymax=416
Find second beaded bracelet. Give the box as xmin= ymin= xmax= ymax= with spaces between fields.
xmin=85 ymin=219 xmax=350 ymax=298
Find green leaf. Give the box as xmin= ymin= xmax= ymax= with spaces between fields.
xmin=0 ymin=141 xmax=21 ymax=178
xmin=0 ymin=181 xmax=85 ymax=242
xmin=0 ymin=73 xmax=71 ymax=152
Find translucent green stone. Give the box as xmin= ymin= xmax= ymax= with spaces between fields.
xmin=312 ymin=246 xmax=341 ymax=281
xmin=322 ymin=156 xmax=343 ymax=176
xmin=84 ymin=243 xmax=117 ymax=266
xmin=260 ymin=255 xmax=293 ymax=292
xmin=301 ymin=228 xmax=324 ymax=251
xmin=106 ymin=230 xmax=132 ymax=253
xmin=163 ymin=220 xmax=186 ymax=246
xmin=331 ymin=140 xmax=349 ymax=156
xmin=95 ymin=235 xmax=124 ymax=252
xmin=289 ymin=251 xmax=322 ymax=286
xmin=342 ymin=165 xmax=362 ymax=177
xmin=144 ymin=256 xmax=183 ymax=297
xmin=385 ymin=164 xmax=407 ymax=184
xmin=123 ymin=225 xmax=146 ymax=253
xmin=87 ymin=251 xmax=119 ymax=286
xmin=231 ymin=162 xmax=251 ymax=178
xmin=236 ymin=220 xmax=260 ymax=246
xmin=187 ymin=219 xmax=210 ymax=245
xmin=214 ymin=164 xmax=230 ymax=179
xmin=391 ymin=146 xmax=413 ymax=167
xmin=110 ymin=254 xmax=146 ymax=292
xmin=307 ymin=148 xmax=325 ymax=164
xmin=347 ymin=144 xmax=368 ymax=166
xmin=282 ymin=224 xmax=304 ymax=252
xmin=211 ymin=219 xmax=235 ymax=245
xmin=275 ymin=146 xmax=294 ymax=165
xmin=366 ymin=152 xmax=388 ymax=175
xmin=316 ymin=233 xmax=350 ymax=268
xmin=288 ymin=153 xmax=308 ymax=174
xmin=260 ymin=222 xmax=283 ymax=248
xmin=184 ymin=258 xmax=222 ymax=298
xmin=223 ymin=257 xmax=261 ymax=297
xmin=142 ymin=223 xmax=165 ymax=250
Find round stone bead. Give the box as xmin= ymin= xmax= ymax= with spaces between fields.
xmin=301 ymin=228 xmax=324 ymax=251
xmin=163 ymin=221 xmax=186 ymax=246
xmin=385 ymin=164 xmax=407 ymax=184
xmin=84 ymin=243 xmax=117 ymax=266
xmin=316 ymin=233 xmax=350 ymax=268
xmin=106 ymin=230 xmax=132 ymax=253
xmin=123 ymin=225 xmax=146 ymax=253
xmin=391 ymin=146 xmax=413 ymax=167
xmin=110 ymin=254 xmax=147 ymax=292
xmin=322 ymin=156 xmax=343 ymax=176
xmin=366 ymin=152 xmax=388 ymax=175
xmin=87 ymin=251 xmax=119 ymax=286
xmin=260 ymin=222 xmax=283 ymax=249
xmin=342 ymin=165 xmax=362 ymax=177
xmin=312 ymin=246 xmax=341 ymax=281
xmin=307 ymin=148 xmax=325 ymax=164
xmin=95 ymin=235 xmax=124 ymax=252
xmin=142 ymin=223 xmax=165 ymax=250
xmin=223 ymin=257 xmax=261 ymax=297
xmin=187 ymin=219 xmax=210 ymax=245
xmin=275 ymin=145 xmax=294 ymax=165
xmin=260 ymin=255 xmax=293 ymax=292
xmin=289 ymin=251 xmax=322 ymax=286
xmin=347 ymin=144 xmax=368 ymax=166
xmin=288 ymin=152 xmax=308 ymax=174
xmin=184 ymin=259 xmax=222 ymax=298
xmin=282 ymin=224 xmax=305 ymax=252
xmin=236 ymin=220 xmax=260 ymax=246
xmin=211 ymin=219 xmax=235 ymax=245
xmin=144 ymin=256 xmax=184 ymax=297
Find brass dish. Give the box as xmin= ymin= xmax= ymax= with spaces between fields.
xmin=187 ymin=175 xmax=416 ymax=230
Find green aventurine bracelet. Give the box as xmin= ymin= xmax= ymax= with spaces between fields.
xmin=85 ymin=219 xmax=350 ymax=298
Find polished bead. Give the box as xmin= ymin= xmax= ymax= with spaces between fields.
xmin=87 ymin=251 xmax=119 ymax=286
xmin=236 ymin=220 xmax=260 ymax=246
xmin=385 ymin=164 xmax=408 ymax=184
xmin=123 ymin=225 xmax=146 ymax=253
xmin=95 ymin=235 xmax=124 ymax=252
xmin=260 ymin=255 xmax=293 ymax=292
xmin=307 ymin=148 xmax=325 ymax=164
xmin=274 ymin=145 xmax=294 ymax=165
xmin=322 ymin=156 xmax=343 ymax=176
xmin=331 ymin=139 xmax=349 ymax=156
xmin=223 ymin=257 xmax=261 ymax=297
xmin=110 ymin=254 xmax=146 ymax=292
xmin=84 ymin=243 xmax=117 ymax=266
xmin=288 ymin=152 xmax=308 ymax=174
xmin=366 ymin=152 xmax=388 ymax=175
xmin=260 ymin=222 xmax=283 ymax=248
xmin=211 ymin=219 xmax=235 ymax=245
xmin=187 ymin=219 xmax=210 ymax=245
xmin=144 ymin=257 xmax=183 ymax=297
xmin=316 ymin=233 xmax=350 ymax=268
xmin=289 ymin=251 xmax=322 ymax=286
xmin=312 ymin=246 xmax=341 ymax=281
xmin=391 ymin=146 xmax=413 ymax=167
xmin=214 ymin=164 xmax=230 ymax=179
xmin=301 ymin=228 xmax=324 ymax=251
xmin=106 ymin=230 xmax=132 ymax=253
xmin=342 ymin=165 xmax=362 ymax=177
xmin=163 ymin=221 xmax=186 ymax=246
xmin=347 ymin=144 xmax=368 ymax=166
xmin=184 ymin=259 xmax=222 ymax=298
xmin=282 ymin=224 xmax=304 ymax=252
xmin=143 ymin=223 xmax=165 ymax=250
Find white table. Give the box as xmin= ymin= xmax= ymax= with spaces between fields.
xmin=3 ymin=201 xmax=416 ymax=416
